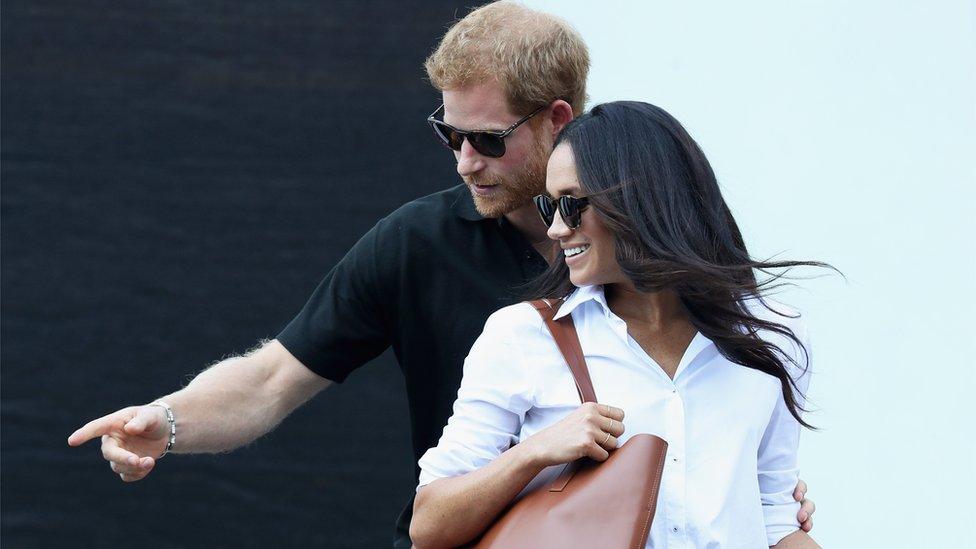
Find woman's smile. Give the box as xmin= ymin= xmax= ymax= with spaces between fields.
xmin=563 ymin=243 xmax=590 ymax=260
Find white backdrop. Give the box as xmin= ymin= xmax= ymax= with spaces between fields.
xmin=523 ymin=1 xmax=975 ymax=546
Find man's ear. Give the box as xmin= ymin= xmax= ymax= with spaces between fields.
xmin=548 ymin=99 xmax=575 ymax=138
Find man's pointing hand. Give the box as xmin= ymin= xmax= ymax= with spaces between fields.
xmin=68 ymin=405 xmax=169 ymax=482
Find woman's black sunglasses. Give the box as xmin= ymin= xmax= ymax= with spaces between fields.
xmin=533 ymin=194 xmax=590 ymax=229
xmin=426 ymin=104 xmax=547 ymax=158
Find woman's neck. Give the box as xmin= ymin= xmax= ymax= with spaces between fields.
xmin=604 ymin=282 xmax=687 ymax=328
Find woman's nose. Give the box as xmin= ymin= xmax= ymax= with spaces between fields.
xmin=547 ymin=209 xmax=573 ymax=240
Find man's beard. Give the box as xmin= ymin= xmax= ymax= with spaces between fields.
xmin=464 ymin=140 xmax=548 ymax=218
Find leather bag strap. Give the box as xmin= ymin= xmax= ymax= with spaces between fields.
xmin=529 ymin=299 xmax=597 ymax=404
xmin=529 ymin=298 xmax=599 ymax=491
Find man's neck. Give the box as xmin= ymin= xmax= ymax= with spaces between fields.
xmin=504 ymin=202 xmax=556 ymax=262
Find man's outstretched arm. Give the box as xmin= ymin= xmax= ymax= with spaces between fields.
xmin=67 ymin=339 xmax=331 ymax=482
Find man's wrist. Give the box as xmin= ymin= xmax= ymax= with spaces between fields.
xmin=148 ymin=401 xmax=176 ymax=458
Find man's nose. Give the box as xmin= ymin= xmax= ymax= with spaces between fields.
xmin=455 ymin=138 xmax=487 ymax=177
xmin=547 ymin=209 xmax=573 ymax=240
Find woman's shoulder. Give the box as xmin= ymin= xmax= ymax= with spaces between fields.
xmin=482 ymin=300 xmax=550 ymax=336
xmin=463 ymin=301 xmax=558 ymax=385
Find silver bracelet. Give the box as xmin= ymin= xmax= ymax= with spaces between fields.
xmin=148 ymin=401 xmax=176 ymax=459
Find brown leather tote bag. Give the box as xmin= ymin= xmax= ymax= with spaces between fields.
xmin=470 ymin=299 xmax=668 ymax=549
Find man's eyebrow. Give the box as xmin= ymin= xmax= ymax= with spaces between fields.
xmin=477 ymin=121 xmax=516 ymax=132
xmin=442 ymin=115 xmax=510 ymax=133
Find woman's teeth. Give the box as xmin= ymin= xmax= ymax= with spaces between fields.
xmin=565 ymin=244 xmax=590 ymax=257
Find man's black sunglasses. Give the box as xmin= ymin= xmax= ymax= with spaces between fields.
xmin=533 ymin=194 xmax=590 ymax=230
xmin=426 ymin=104 xmax=547 ymax=158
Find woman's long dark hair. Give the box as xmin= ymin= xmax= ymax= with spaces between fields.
xmin=525 ymin=101 xmax=835 ymax=429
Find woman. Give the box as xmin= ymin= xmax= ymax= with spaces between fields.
xmin=410 ymin=101 xmax=825 ymax=548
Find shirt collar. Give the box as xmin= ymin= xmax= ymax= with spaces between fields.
xmin=450 ymin=184 xmax=487 ymax=221
xmin=553 ymin=285 xmax=718 ymax=380
xmin=553 ymin=284 xmax=609 ymax=320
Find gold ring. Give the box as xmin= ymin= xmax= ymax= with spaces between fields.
xmin=607 ymin=419 xmax=615 ymax=432
xmin=603 ymin=431 xmax=611 ymax=445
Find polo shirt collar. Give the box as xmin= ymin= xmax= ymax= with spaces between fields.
xmin=553 ymin=284 xmax=609 ymax=320
xmin=451 ymin=185 xmax=487 ymax=221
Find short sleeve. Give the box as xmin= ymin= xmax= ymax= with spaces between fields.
xmin=758 ymin=318 xmax=812 ymax=546
xmin=276 ymin=218 xmax=394 ymax=383
xmin=416 ymin=307 xmax=535 ymax=490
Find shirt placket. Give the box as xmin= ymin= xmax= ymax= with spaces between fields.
xmin=608 ymin=314 xmax=691 ymax=548
xmin=662 ymin=381 xmax=690 ymax=547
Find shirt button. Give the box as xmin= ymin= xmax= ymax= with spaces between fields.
xmin=672 ymin=457 xmax=679 ymax=462
xmin=672 ymin=526 xmax=679 ymax=532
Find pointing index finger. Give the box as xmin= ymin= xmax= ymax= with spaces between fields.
xmin=67 ymin=409 xmax=133 ymax=447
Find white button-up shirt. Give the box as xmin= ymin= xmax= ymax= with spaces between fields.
xmin=418 ymin=284 xmax=810 ymax=548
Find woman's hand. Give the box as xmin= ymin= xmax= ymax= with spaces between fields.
xmin=412 ymin=404 xmax=624 ymax=549
xmin=521 ymin=402 xmax=626 ymax=466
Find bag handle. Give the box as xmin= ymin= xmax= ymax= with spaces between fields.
xmin=529 ymin=299 xmax=597 ymax=404
xmin=528 ymin=299 xmax=599 ymax=492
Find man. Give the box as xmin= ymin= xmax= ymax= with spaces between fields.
xmin=68 ymin=2 xmax=816 ymax=546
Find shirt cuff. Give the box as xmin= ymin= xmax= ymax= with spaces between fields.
xmin=764 ymin=500 xmax=801 ymax=546
xmin=416 ymin=469 xmax=438 ymax=492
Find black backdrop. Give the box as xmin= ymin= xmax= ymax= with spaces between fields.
xmin=1 ymin=1 xmax=474 ymax=546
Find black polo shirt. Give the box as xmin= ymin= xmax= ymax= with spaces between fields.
xmin=276 ymin=183 xmax=548 ymax=545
